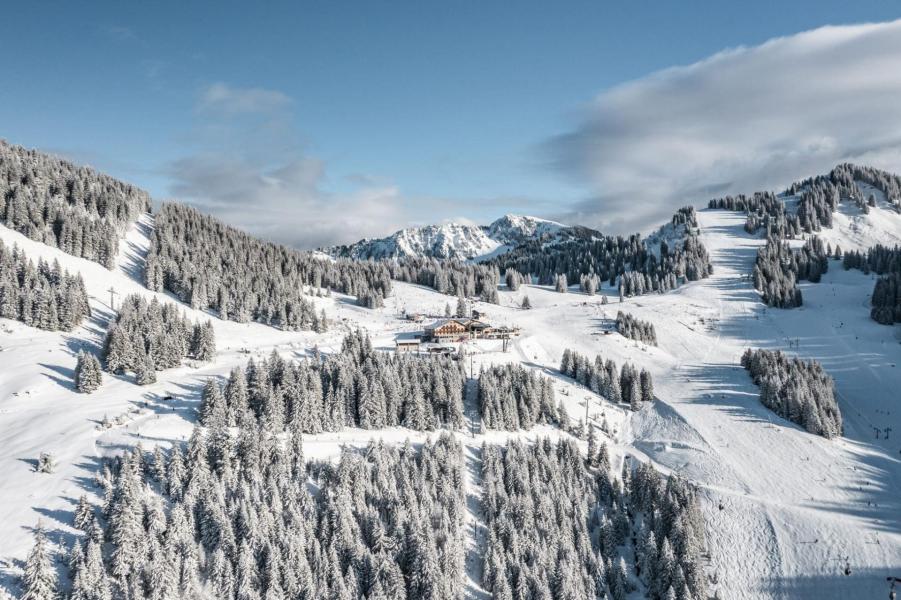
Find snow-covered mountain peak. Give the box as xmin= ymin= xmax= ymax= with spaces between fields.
xmin=387 ymin=222 xmax=501 ymax=260
xmin=329 ymin=214 xmax=567 ymax=261
xmin=485 ymin=214 xmax=564 ymax=244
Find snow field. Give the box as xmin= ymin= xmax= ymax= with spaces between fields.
xmin=1 ymin=205 xmax=900 ymax=598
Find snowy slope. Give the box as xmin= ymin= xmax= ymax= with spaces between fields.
xmin=2 ymin=194 xmax=901 ymax=598
xmin=328 ymin=214 xmax=564 ymax=260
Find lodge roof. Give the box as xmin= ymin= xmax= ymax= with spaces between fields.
xmin=424 ymin=318 xmax=469 ymax=330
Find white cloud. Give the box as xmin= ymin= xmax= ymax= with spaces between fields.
xmin=165 ymin=83 xmax=407 ymax=249
xmin=197 ymin=82 xmax=292 ymax=116
xmin=546 ymin=19 xmax=901 ymax=234
xmin=101 ymin=25 xmax=139 ymax=43
xmin=167 ymin=153 xmax=405 ymax=249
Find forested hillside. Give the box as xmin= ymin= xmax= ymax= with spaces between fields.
xmin=145 ymin=203 xmax=388 ymax=329
xmin=710 ymin=163 xmax=901 ymax=238
xmin=0 ymin=238 xmax=90 ymax=331
xmin=711 ymin=163 xmax=901 ymax=318
xmin=0 ymin=140 xmax=150 ymax=268
xmin=489 ymin=207 xmax=713 ymax=297
xmin=7 ymin=146 xmax=901 ymax=600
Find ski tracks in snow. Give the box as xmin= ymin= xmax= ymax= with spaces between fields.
xmin=462 ymin=378 xmax=491 ymax=600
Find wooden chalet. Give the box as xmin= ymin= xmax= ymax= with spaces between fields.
xmin=424 ymin=318 xmax=470 ymax=342
xmin=423 ymin=318 xmax=520 ymax=342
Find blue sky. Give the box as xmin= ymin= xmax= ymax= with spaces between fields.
xmin=3 ymin=1 xmax=901 ymax=247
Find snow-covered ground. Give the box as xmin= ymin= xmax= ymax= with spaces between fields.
xmin=1 ymin=207 xmax=900 ymax=598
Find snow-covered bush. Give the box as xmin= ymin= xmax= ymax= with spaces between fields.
xmin=35 ymin=453 xmax=54 ymax=474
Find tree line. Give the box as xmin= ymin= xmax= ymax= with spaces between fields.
xmin=789 ymin=163 xmax=901 ymax=210
xmin=710 ymin=163 xmax=901 ymax=240
xmin=616 ymin=311 xmax=657 ymax=345
xmin=0 ymin=239 xmax=90 ymax=331
xmin=481 ymin=438 xmax=709 ymax=600
xmin=0 ymin=139 xmax=150 ymax=269
xmin=103 ymin=294 xmax=216 ymax=385
xmin=386 ymin=257 xmax=500 ymax=303
xmin=146 ymin=204 xmax=508 ymax=326
xmin=199 ymin=330 xmax=466 ymax=434
xmin=561 ymin=349 xmax=654 ymax=411
xmin=741 ymin=349 xmax=843 ymax=438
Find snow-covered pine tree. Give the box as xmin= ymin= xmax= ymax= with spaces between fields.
xmin=74 ymin=351 xmax=103 ymax=393
xmin=21 ymin=523 xmax=59 ymax=600
xmin=555 ymin=273 xmax=568 ymax=293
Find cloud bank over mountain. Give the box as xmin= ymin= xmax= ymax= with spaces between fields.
xmin=546 ymin=19 xmax=901 ymax=234
xmin=165 ymin=82 xmax=405 ymax=249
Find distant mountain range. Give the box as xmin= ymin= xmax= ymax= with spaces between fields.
xmin=326 ymin=214 xmax=565 ymax=261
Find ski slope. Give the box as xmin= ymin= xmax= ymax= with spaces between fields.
xmin=1 ymin=207 xmax=900 ymax=598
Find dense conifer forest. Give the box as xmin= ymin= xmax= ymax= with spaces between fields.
xmin=199 ymin=330 xmax=466 ymax=434
xmin=488 ymin=207 xmax=713 ymax=298
xmin=482 ymin=438 xmax=708 ymax=600
xmin=0 ymin=140 xmax=150 ymax=268
xmin=741 ymin=349 xmax=843 ymax=438
xmin=871 ymin=273 xmax=901 ymax=325
xmin=386 ymin=258 xmax=500 ymax=303
xmin=146 ymin=203 xmax=383 ymax=330
xmin=0 ymin=239 xmax=90 ymax=331
xmin=752 ymin=237 xmax=830 ymax=308
xmin=59 ymin=432 xmax=465 ymax=600
xmin=478 ymin=364 xmax=557 ymax=430
xmin=103 ymin=294 xmax=215 ymax=384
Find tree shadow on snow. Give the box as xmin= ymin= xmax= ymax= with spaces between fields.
xmin=758 ymin=566 xmax=900 ymax=599
xmin=119 ymin=236 xmax=148 ymax=284
xmin=131 ymin=380 xmax=207 ymax=423
xmin=38 ymin=362 xmax=76 ymax=391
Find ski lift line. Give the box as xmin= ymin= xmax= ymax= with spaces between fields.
xmin=762 ymin=298 xmax=887 ymax=436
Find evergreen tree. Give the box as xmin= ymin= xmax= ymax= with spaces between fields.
xmin=21 ymin=524 xmax=59 ymax=600
xmin=74 ymin=351 xmax=103 ymax=393
xmin=456 ymin=294 xmax=467 ymax=318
